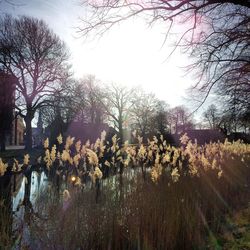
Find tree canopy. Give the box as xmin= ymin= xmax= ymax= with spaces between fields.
xmin=79 ymin=0 xmax=250 ymax=117
xmin=0 ymin=15 xmax=70 ymax=149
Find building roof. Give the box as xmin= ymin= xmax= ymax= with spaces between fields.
xmin=66 ymin=122 xmax=116 ymax=143
xmin=173 ymin=129 xmax=226 ymax=145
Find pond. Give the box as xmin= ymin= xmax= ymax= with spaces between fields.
xmin=0 ymin=166 xmax=140 ymax=248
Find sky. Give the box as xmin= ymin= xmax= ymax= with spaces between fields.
xmin=1 ymin=0 xmax=199 ymax=109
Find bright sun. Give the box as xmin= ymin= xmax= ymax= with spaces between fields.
xmin=3 ymin=0 xmax=193 ymax=107
xmin=69 ymin=20 xmax=192 ymax=107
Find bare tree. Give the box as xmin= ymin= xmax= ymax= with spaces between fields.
xmin=130 ymin=90 xmax=158 ymax=140
xmin=189 ymin=5 xmax=250 ymax=111
xmin=218 ymin=111 xmax=238 ymax=134
xmin=202 ymin=104 xmax=220 ymax=129
xmin=78 ymin=0 xmax=249 ymax=36
xmin=79 ymin=75 xmax=106 ymax=124
xmin=96 ymin=83 xmax=135 ymax=143
xmin=153 ymin=100 xmax=170 ymax=135
xmin=78 ymin=0 xmax=249 ymax=112
xmin=0 ymin=15 xmax=70 ymax=149
xmin=41 ymin=76 xmax=107 ymax=143
xmin=169 ymin=106 xmax=194 ymax=134
xmin=41 ymin=79 xmax=82 ymax=128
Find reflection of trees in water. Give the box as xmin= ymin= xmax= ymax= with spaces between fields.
xmin=15 ymin=170 xmax=50 ymax=248
xmin=0 ymin=172 xmax=13 ymax=248
xmin=23 ymin=171 xmax=33 ymax=225
xmin=0 ymin=168 xmax=49 ymax=248
xmin=23 ymin=169 xmax=140 ymax=249
xmin=0 ymin=167 xmax=135 ymax=248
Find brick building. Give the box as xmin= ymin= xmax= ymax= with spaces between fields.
xmin=9 ymin=114 xmax=25 ymax=146
xmin=0 ymin=71 xmax=25 ymax=148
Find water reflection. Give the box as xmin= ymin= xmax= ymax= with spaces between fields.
xmin=13 ymin=171 xmax=48 ymax=212
xmin=0 ymin=173 xmax=12 ymax=248
xmin=0 ymin=167 xmax=140 ymax=248
xmin=9 ymin=171 xmax=48 ymax=248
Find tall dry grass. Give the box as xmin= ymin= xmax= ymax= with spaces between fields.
xmin=29 ymin=156 xmax=250 ymax=249
xmin=1 ymin=132 xmax=250 ymax=249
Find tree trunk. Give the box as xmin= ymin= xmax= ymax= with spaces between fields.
xmin=0 ymin=173 xmax=13 ymax=246
xmin=118 ymin=121 xmax=123 ymax=144
xmin=24 ymin=115 xmax=33 ymax=150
